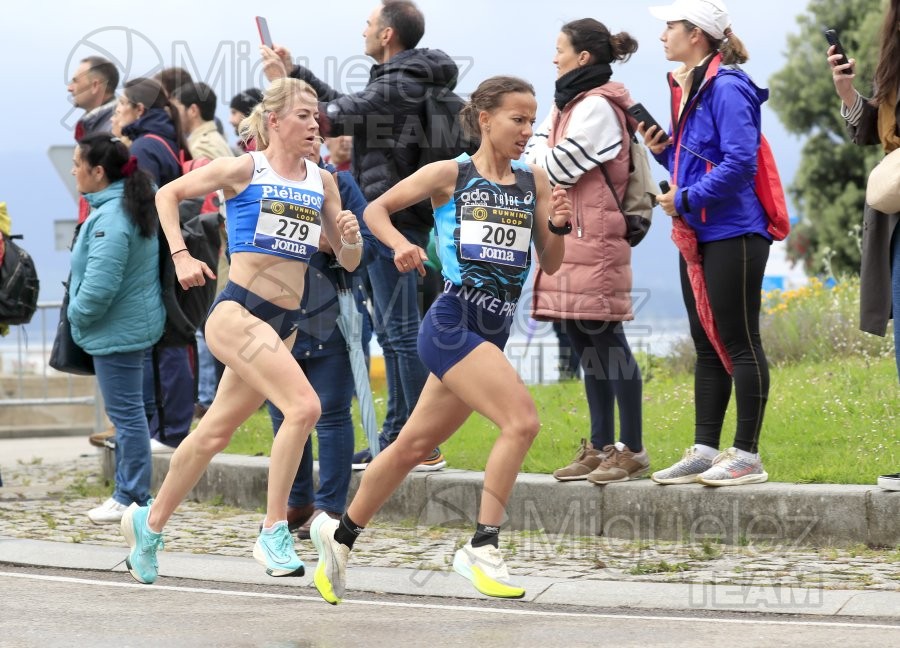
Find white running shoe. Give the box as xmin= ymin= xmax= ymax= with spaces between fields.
xmin=87 ymin=497 xmax=128 ymax=524
xmin=452 ymin=541 xmax=525 ymax=599
xmin=150 ymin=439 xmax=176 ymax=454
xmin=310 ymin=512 xmax=349 ymax=605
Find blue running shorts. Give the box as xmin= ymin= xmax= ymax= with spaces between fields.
xmin=208 ymin=280 xmax=301 ymax=340
xmin=417 ymin=282 xmax=517 ymax=379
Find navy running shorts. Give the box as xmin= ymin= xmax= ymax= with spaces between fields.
xmin=417 ymin=282 xmax=517 ymax=379
xmin=208 ymin=280 xmax=300 ymax=340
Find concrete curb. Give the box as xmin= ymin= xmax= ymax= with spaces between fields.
xmin=101 ymin=451 xmax=900 ymax=548
xmin=0 ymin=426 xmax=92 ymax=440
xmin=1 ymin=537 xmax=897 ymax=618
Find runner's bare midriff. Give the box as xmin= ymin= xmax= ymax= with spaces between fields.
xmin=226 ymin=251 xmax=307 ymax=310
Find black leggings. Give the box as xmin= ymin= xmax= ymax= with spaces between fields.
xmin=561 ymin=320 xmax=643 ymax=452
xmin=680 ymin=234 xmax=770 ymax=454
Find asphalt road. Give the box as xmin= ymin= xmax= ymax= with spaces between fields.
xmin=2 ymin=564 xmax=898 ymax=647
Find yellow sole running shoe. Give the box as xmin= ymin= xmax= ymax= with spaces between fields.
xmin=452 ymin=541 xmax=525 ymax=599
xmin=310 ymin=512 xmax=349 ymax=605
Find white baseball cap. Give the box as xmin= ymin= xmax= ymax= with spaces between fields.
xmin=649 ymin=0 xmax=731 ymax=40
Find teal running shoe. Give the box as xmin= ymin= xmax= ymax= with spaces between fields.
xmin=254 ymin=520 xmax=305 ymax=577
xmin=121 ymin=502 xmax=164 ymax=584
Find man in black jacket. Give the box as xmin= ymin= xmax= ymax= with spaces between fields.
xmin=262 ymin=1 xmax=453 ymax=470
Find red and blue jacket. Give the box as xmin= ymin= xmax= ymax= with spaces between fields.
xmin=654 ymin=54 xmax=771 ymax=243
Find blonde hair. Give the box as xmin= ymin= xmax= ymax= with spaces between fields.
xmin=238 ymin=78 xmax=318 ymax=150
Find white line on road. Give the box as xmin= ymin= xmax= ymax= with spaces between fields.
xmin=2 ymin=571 xmax=898 ymax=631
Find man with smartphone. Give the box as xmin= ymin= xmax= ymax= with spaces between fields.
xmin=261 ymin=0 xmax=457 ymax=472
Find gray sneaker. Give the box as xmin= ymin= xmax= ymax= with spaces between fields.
xmin=553 ymin=439 xmax=607 ymax=481
xmin=698 ymin=448 xmax=769 ymax=486
xmin=651 ymin=447 xmax=714 ymax=485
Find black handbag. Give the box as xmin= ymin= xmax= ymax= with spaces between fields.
xmin=49 ymin=282 xmax=94 ymax=376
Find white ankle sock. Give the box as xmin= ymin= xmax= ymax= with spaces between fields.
xmin=734 ymin=448 xmax=759 ymax=461
xmin=692 ymin=444 xmax=719 ymax=459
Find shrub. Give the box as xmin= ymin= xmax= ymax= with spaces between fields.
xmin=665 ymin=276 xmax=894 ymax=370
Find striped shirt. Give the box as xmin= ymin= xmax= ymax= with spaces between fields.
xmin=525 ymin=95 xmax=623 ymax=188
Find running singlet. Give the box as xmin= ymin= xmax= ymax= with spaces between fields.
xmin=225 ymin=152 xmax=324 ymax=262
xmin=433 ymin=155 xmax=537 ymax=302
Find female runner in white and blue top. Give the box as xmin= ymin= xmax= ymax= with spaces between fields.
xmin=120 ymin=78 xmax=364 ymax=585
xmin=308 ymin=76 xmax=573 ymax=604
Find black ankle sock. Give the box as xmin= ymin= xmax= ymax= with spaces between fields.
xmin=471 ymin=522 xmax=500 ymax=549
xmin=334 ymin=513 xmax=364 ymax=550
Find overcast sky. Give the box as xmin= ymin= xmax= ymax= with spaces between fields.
xmin=0 ymin=0 xmax=814 ymax=322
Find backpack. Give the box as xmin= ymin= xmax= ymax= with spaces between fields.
xmin=598 ymin=121 xmax=657 ymax=247
xmin=156 ymin=211 xmax=222 ymax=347
xmin=755 ymin=136 xmax=790 ymax=241
xmin=144 ymin=133 xmax=220 ymax=215
xmin=416 ymin=85 xmax=479 ymax=168
xmin=0 ymin=233 xmax=40 ymax=325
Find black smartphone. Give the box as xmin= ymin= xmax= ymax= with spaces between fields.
xmin=628 ymin=103 xmax=669 ymax=142
xmin=256 ymin=16 xmax=274 ymax=48
xmin=823 ymin=28 xmax=852 ymax=75
xmin=659 ymin=181 xmax=671 ymax=194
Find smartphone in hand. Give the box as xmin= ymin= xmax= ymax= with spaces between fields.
xmin=823 ymin=28 xmax=852 ymax=75
xmin=256 ymin=16 xmax=274 ymax=48
xmin=628 ymin=103 xmax=670 ymax=143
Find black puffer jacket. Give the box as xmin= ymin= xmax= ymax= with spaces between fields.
xmin=291 ymin=48 xmax=459 ymax=232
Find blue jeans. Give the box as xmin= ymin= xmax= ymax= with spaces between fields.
xmin=94 ymin=350 xmax=152 ymax=506
xmin=143 ymin=345 xmax=194 ymax=447
xmin=196 ymin=330 xmax=217 ymax=408
xmin=891 ymin=226 xmax=900 ymax=380
xmin=268 ymin=352 xmax=355 ymax=513
xmin=367 ymin=231 xmax=429 ymax=442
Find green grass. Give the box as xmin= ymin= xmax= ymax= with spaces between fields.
xmin=223 ymin=355 xmax=898 ymax=485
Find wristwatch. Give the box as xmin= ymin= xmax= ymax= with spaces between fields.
xmin=547 ymin=217 xmax=572 ymax=236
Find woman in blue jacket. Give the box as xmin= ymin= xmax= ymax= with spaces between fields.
xmin=644 ymin=0 xmax=772 ymax=487
xmin=69 ymin=134 xmax=165 ymax=522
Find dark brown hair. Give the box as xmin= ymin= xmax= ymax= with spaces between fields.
xmin=561 ymin=18 xmax=638 ymax=64
xmin=459 ymin=76 xmax=535 ymax=139
xmin=123 ymin=78 xmax=192 ymax=159
xmin=872 ymin=0 xmax=900 ymax=107
xmin=153 ymin=67 xmax=193 ymax=97
xmin=381 ymin=0 xmax=425 ymax=50
xmin=81 ymin=56 xmax=119 ymax=99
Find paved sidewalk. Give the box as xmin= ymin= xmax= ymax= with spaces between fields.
xmin=0 ymin=442 xmax=898 ymax=619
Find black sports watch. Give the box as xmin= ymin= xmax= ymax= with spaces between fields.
xmin=547 ymin=217 xmax=572 ymax=235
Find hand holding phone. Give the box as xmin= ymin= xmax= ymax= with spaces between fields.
xmin=823 ymin=28 xmax=853 ymax=75
xmin=628 ymin=103 xmax=670 ymax=143
xmin=256 ymin=16 xmax=273 ymax=48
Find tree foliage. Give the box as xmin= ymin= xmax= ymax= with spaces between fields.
xmin=769 ymin=0 xmax=885 ymax=275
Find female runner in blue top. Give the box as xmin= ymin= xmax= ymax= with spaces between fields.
xmin=120 ymin=78 xmax=363 ymax=585
xmin=309 ymin=75 xmax=572 ymax=603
